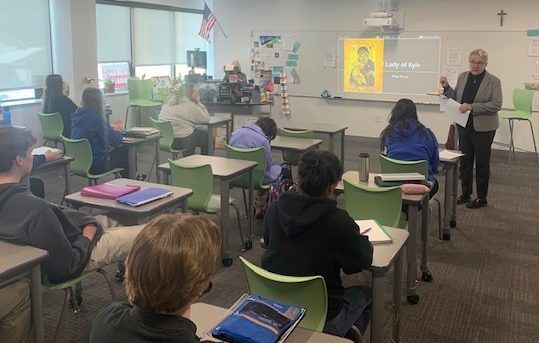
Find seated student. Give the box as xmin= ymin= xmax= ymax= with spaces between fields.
xmin=229 ymin=117 xmax=291 ymax=217
xmin=71 ymin=87 xmax=128 ymax=178
xmin=159 ymin=84 xmax=210 ymax=156
xmin=0 ymin=126 xmax=143 ymax=284
xmin=0 ymin=280 xmax=32 ymax=343
xmin=42 ymin=74 xmax=78 ymax=138
xmin=380 ymin=98 xmax=440 ymax=198
xmin=90 ymin=214 xmax=220 ymax=343
xmin=222 ymin=60 xmax=248 ymax=84
xmin=262 ymin=149 xmax=373 ymax=340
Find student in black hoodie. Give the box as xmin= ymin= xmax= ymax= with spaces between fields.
xmin=262 ymin=149 xmax=373 ymax=339
xmin=42 ymin=74 xmax=78 ymax=138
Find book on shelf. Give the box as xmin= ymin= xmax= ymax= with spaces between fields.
xmin=81 ymin=183 xmax=140 ymax=199
xmin=116 ymin=187 xmax=173 ymax=207
xmin=355 ymin=219 xmax=393 ymax=244
xmin=210 ymin=294 xmax=306 ymax=343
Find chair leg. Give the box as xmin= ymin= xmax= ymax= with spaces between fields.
xmin=231 ymin=204 xmax=245 ymax=249
xmin=434 ymin=198 xmax=442 ymax=241
xmin=52 ymin=289 xmax=70 ymax=343
xmin=241 ymin=188 xmax=248 ymax=217
xmin=508 ymin=119 xmax=515 ymax=159
xmin=97 ymin=268 xmax=118 ymax=300
xmin=527 ymin=119 xmax=539 ymax=164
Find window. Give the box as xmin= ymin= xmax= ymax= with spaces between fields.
xmin=133 ymin=8 xmax=175 ymax=66
xmin=98 ymin=62 xmax=130 ymax=92
xmin=135 ymin=65 xmax=173 ymax=80
xmin=0 ymin=0 xmax=52 ymax=98
xmin=96 ymin=4 xmax=131 ymax=63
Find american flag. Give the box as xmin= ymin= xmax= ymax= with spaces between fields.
xmin=198 ymin=3 xmax=216 ymax=41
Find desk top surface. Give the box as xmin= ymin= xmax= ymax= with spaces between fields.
xmin=0 ymin=241 xmax=48 ymax=282
xmin=207 ymin=115 xmax=232 ymax=125
xmin=439 ymin=149 xmax=463 ymax=163
xmin=33 ymin=155 xmax=74 ymax=171
xmin=161 ymin=155 xmax=258 ymax=179
xmin=64 ymin=178 xmax=192 ymax=214
xmin=191 ymin=302 xmax=352 ymax=343
xmin=372 ymin=226 xmax=408 ymax=270
xmin=282 ymin=122 xmax=348 ymax=134
xmin=122 ymin=134 xmax=160 ymax=144
xmin=272 ymin=136 xmax=323 ymax=151
xmin=202 ymin=101 xmax=273 ymax=107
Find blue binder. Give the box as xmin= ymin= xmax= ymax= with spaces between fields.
xmin=116 ymin=187 xmax=173 ymax=206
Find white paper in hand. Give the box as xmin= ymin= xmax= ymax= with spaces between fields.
xmin=442 ymin=98 xmax=470 ymax=127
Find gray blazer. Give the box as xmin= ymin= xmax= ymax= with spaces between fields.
xmin=444 ymin=71 xmax=502 ymax=132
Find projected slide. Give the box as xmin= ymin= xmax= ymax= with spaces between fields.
xmin=343 ymin=38 xmax=384 ymax=93
xmin=341 ymin=37 xmax=440 ymax=96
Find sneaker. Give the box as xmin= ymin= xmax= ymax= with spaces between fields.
xmin=456 ymin=195 xmax=471 ymax=205
xmin=466 ymin=198 xmax=488 ymax=209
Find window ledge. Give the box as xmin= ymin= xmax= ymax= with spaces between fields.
xmin=104 ymin=91 xmax=129 ymax=97
xmin=1 ymin=98 xmax=42 ymax=108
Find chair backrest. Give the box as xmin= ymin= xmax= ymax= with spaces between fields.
xmin=277 ymin=128 xmax=315 ymax=164
xmin=239 ymin=257 xmax=327 ymax=332
xmin=225 ymin=144 xmax=267 ymax=188
xmin=513 ymin=88 xmax=534 ymax=115
xmin=128 ymin=79 xmax=153 ymax=102
xmin=37 ymin=112 xmax=64 ymax=141
xmin=150 ymin=117 xmax=175 ymax=152
xmin=168 ymin=159 xmax=212 ymax=210
xmin=379 ymin=155 xmax=428 ymax=177
xmin=343 ymin=179 xmax=402 ymax=227
xmin=62 ymin=137 xmax=92 ymax=177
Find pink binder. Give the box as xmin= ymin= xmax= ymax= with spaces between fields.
xmin=81 ymin=184 xmax=140 ymax=199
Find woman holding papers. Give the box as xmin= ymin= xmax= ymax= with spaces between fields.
xmin=380 ymin=98 xmax=440 ymax=198
xmin=440 ymin=49 xmax=502 ymax=209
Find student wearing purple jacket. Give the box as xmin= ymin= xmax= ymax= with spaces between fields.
xmin=229 ymin=117 xmax=290 ymax=217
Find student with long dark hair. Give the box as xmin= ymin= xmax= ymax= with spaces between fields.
xmin=71 ymin=87 xmax=128 ymax=177
xmin=42 ymin=74 xmax=78 ymax=138
xmin=380 ymin=98 xmax=440 ymax=197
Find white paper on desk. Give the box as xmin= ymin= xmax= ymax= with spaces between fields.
xmin=443 ymin=98 xmax=470 ymax=127
xmin=439 ymin=149 xmax=464 ymax=160
xmin=32 ymin=147 xmax=62 ymax=155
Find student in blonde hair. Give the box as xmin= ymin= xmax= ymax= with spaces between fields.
xmin=90 ymin=214 xmax=220 ymax=343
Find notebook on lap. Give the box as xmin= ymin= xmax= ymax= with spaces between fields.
xmin=116 ymin=188 xmax=173 ymax=207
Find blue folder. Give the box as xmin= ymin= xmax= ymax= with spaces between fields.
xmin=116 ymin=187 xmax=173 ymax=206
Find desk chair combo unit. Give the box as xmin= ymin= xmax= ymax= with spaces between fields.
xmin=498 ymin=88 xmax=537 ymax=163
xmin=150 ymin=117 xmax=187 ymax=162
xmin=277 ymin=128 xmax=315 ymax=173
xmin=125 ymin=79 xmax=161 ymax=129
xmin=37 ymin=112 xmax=64 ymax=148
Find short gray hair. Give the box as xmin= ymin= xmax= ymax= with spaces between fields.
xmin=469 ymin=49 xmax=488 ymax=63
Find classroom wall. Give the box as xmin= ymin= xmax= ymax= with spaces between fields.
xmin=213 ymin=0 xmax=539 ymax=152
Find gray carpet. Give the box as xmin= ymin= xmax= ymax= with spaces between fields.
xmin=35 ymin=135 xmax=539 ymax=343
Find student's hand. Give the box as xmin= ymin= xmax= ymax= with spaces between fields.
xmin=111 ymin=120 xmax=123 ymax=132
xmin=460 ymin=103 xmax=472 ymax=113
xmin=82 ymin=224 xmax=98 ymax=241
xmin=44 ymin=150 xmax=62 ymax=162
xmin=439 ymin=76 xmax=448 ymax=87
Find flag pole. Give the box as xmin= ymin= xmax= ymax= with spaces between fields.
xmin=215 ymin=18 xmax=228 ymax=39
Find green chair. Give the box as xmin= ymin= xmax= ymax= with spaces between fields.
xmin=150 ymin=118 xmax=186 ymax=162
xmin=343 ymin=179 xmax=403 ymax=228
xmin=62 ymin=137 xmax=124 ymax=185
xmin=239 ymin=257 xmax=327 ymax=332
xmin=225 ymin=144 xmax=271 ymax=215
xmin=277 ymin=128 xmax=314 ymax=172
xmin=125 ymin=79 xmax=161 ymax=128
xmin=379 ymin=155 xmax=442 ymax=240
xmin=168 ymin=160 xmax=245 ymax=248
xmin=44 ymin=268 xmax=116 ymax=343
xmin=37 ymin=112 xmax=64 ymax=148
xmin=498 ymin=88 xmax=537 ymax=163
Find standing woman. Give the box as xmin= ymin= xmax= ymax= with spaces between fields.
xmin=71 ymin=87 xmax=128 ymax=177
xmin=380 ymin=98 xmax=440 ymax=198
xmin=440 ymin=49 xmax=502 ymax=209
xmin=42 ymin=74 xmax=78 ymax=138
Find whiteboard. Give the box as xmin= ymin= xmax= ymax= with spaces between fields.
xmin=251 ymin=30 xmax=535 ymax=107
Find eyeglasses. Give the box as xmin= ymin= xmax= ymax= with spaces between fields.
xmin=469 ymin=61 xmax=485 ymax=66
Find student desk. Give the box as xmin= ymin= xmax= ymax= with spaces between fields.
xmin=439 ymin=150 xmax=461 ymax=240
xmin=205 ymin=114 xmax=232 ymax=155
xmin=202 ymin=101 xmax=273 ymax=130
xmin=31 ymin=156 xmax=74 ymax=199
xmin=158 ymin=155 xmax=257 ymax=266
xmin=271 ymin=136 xmax=323 ymax=153
xmin=191 ymin=302 xmax=353 ymax=343
xmin=0 ymin=241 xmax=48 ymax=343
xmin=64 ymin=178 xmax=192 ymax=225
xmin=282 ymin=122 xmax=348 ymax=165
xmin=339 ymin=171 xmax=429 ymax=305
xmin=122 ymin=135 xmax=160 ymax=182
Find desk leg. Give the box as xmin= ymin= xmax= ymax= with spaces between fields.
xmin=155 ymin=140 xmax=160 ymax=183
xmin=443 ymin=164 xmax=452 ymax=240
xmin=127 ymin=145 xmax=137 ymax=179
xmin=248 ymin=170 xmax=254 ymax=248
xmin=208 ymin=126 xmax=215 ymax=156
xmin=371 ymin=270 xmax=386 ymax=343
xmin=226 ymin=121 xmax=231 ymax=145
xmin=406 ymin=205 xmax=419 ymax=304
xmin=220 ymin=179 xmax=232 ymax=266
xmin=340 ymin=131 xmax=345 ymax=167
xmin=420 ymin=196 xmax=431 ymax=281
xmin=451 ymin=161 xmax=458 ymax=228
xmin=63 ymin=163 xmax=70 ymax=203
xmin=392 ymin=249 xmax=404 ymax=343
xmin=328 ymin=133 xmax=335 ymax=156
xmin=31 ymin=265 xmax=44 ymax=343
xmin=182 ymin=200 xmax=188 ymax=213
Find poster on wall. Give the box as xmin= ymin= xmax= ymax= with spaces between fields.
xmin=260 ymin=35 xmax=281 ymax=48
xmin=342 ymin=38 xmax=384 ymax=93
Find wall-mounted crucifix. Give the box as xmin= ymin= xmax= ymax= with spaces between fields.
xmin=497 ymin=9 xmax=507 ymax=27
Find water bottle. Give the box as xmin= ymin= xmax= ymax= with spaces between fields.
xmin=358 ymin=152 xmax=370 ymax=182
xmin=2 ymin=106 xmax=11 ymax=125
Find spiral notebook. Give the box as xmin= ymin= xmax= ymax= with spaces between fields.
xmin=116 ymin=188 xmax=173 ymax=207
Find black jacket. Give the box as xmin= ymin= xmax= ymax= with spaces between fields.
xmin=0 ymin=183 xmax=102 ymax=283
xmin=90 ymin=302 xmax=200 ymax=343
xmin=262 ymin=192 xmax=373 ymax=320
xmin=43 ymin=95 xmax=78 ymax=138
